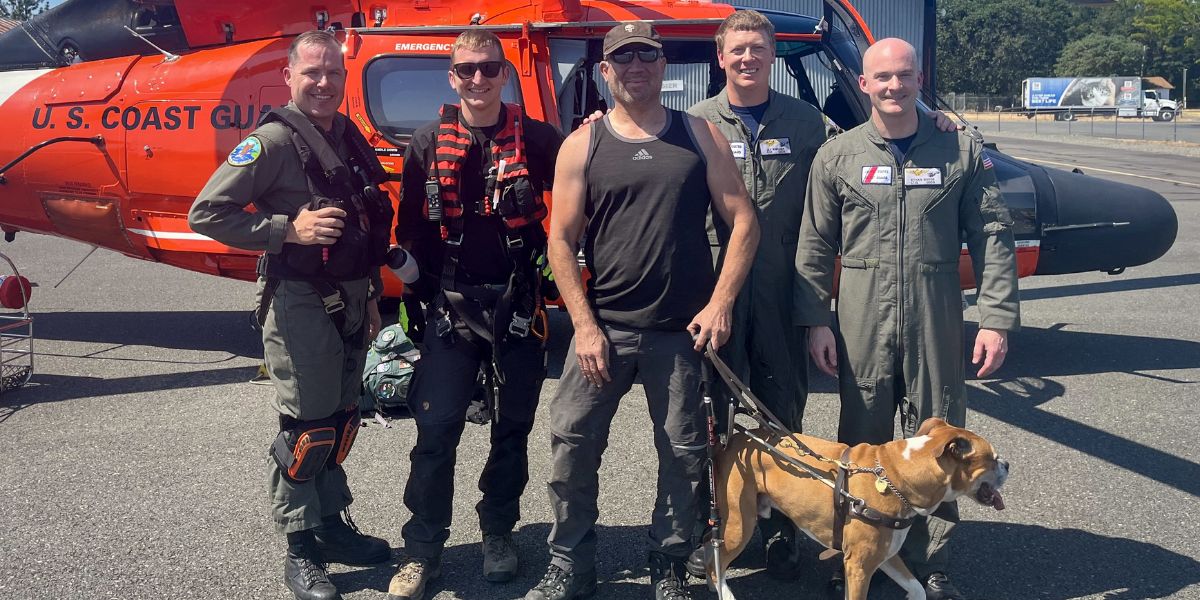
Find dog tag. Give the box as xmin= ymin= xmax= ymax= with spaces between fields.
xmin=875 ymin=477 xmax=889 ymax=494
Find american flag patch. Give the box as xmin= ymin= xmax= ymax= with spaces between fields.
xmin=982 ymin=155 xmax=994 ymax=170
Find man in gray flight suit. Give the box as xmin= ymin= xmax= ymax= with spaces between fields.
xmin=685 ymin=9 xmax=825 ymax=580
xmin=794 ymin=38 xmax=1019 ymax=600
xmin=189 ymin=30 xmax=392 ymax=600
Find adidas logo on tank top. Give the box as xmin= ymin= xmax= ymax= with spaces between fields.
xmin=632 ymin=148 xmax=653 ymax=161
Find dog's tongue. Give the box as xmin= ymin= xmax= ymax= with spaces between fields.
xmin=991 ymin=487 xmax=1006 ymax=511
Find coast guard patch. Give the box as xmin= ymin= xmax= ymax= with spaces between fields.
xmin=227 ymin=136 xmax=262 ymax=166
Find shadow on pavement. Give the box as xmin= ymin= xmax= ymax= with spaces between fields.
xmin=329 ymin=521 xmax=1200 ymax=599
xmin=29 ymin=310 xmax=262 ymax=357
xmin=990 ymin=272 xmax=1200 ymax=303
xmin=0 ymin=367 xmax=260 ymax=423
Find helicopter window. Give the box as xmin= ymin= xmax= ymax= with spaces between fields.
xmin=363 ymin=56 xmax=523 ymax=144
xmin=547 ymin=34 xmax=855 ymax=133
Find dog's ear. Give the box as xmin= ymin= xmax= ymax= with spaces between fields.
xmin=937 ymin=436 xmax=973 ymax=460
xmin=916 ymin=417 xmax=948 ymax=437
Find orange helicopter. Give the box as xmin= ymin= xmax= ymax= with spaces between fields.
xmin=0 ymin=0 xmax=1178 ymax=304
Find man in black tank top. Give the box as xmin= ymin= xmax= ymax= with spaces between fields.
xmin=524 ymin=22 xmax=759 ymax=600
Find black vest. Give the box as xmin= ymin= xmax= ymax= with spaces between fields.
xmin=583 ymin=109 xmax=716 ymax=330
xmin=259 ymin=109 xmax=393 ymax=282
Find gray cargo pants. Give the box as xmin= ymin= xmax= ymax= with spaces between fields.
xmin=546 ymin=323 xmax=706 ymax=573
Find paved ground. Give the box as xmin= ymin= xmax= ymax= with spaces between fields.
xmin=0 ymin=134 xmax=1197 ymax=600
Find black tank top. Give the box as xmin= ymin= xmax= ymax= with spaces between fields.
xmin=583 ymin=109 xmax=716 ymax=330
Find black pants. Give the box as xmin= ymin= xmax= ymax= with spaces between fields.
xmin=400 ymin=325 xmax=545 ymax=559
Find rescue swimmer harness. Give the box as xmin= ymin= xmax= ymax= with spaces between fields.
xmin=699 ymin=346 xmax=916 ymax=598
xmin=422 ymin=103 xmax=551 ymax=390
xmin=253 ymin=108 xmax=394 ymax=343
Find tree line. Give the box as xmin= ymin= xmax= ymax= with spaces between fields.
xmin=0 ymin=0 xmax=48 ymax=20
xmin=937 ymin=0 xmax=1199 ymax=103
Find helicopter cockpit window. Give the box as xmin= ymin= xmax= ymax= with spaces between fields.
xmin=364 ymin=56 xmax=523 ymax=145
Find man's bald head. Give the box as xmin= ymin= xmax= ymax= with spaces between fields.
xmin=862 ymin=38 xmax=918 ymax=74
xmin=859 ymin=37 xmax=923 ymax=123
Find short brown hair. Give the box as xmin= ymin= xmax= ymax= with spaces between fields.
xmin=288 ymin=30 xmax=341 ymax=66
xmin=451 ymin=29 xmax=503 ymax=63
xmin=715 ymin=9 xmax=775 ymax=51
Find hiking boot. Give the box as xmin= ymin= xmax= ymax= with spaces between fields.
xmin=649 ymin=552 xmax=692 ymax=600
xmin=314 ymin=513 xmax=392 ymax=566
xmin=524 ymin=564 xmax=597 ymax=600
xmin=924 ymin=572 xmax=966 ymax=600
xmin=483 ymin=532 xmax=519 ymax=582
xmin=284 ymin=549 xmax=341 ymax=600
xmin=386 ymin=555 xmax=441 ymax=600
xmin=763 ymin=531 xmax=802 ymax=581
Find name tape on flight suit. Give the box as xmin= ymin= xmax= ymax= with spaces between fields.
xmin=861 ymin=165 xmax=892 ymax=185
xmin=904 ymin=167 xmax=943 ymax=186
xmin=759 ymin=138 xmax=791 ymax=155
xmin=730 ymin=142 xmax=747 ymax=159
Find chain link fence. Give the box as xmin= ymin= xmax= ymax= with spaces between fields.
xmin=941 ymin=92 xmax=1017 ymax=112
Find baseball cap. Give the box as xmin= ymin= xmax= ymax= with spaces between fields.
xmin=603 ymin=21 xmax=663 ymax=56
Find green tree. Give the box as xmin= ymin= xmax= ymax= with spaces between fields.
xmin=0 ymin=0 xmax=49 ymax=20
xmin=937 ymin=0 xmax=1076 ymax=97
xmin=1054 ymin=33 xmax=1145 ymax=76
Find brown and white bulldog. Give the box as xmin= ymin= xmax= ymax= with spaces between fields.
xmin=708 ymin=418 xmax=1008 ymax=600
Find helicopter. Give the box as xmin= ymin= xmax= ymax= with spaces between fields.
xmin=0 ymin=0 xmax=1178 ymax=301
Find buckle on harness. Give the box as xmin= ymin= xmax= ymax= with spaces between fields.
xmin=446 ymin=232 xmax=464 ymax=246
xmin=321 ymin=291 xmax=346 ymax=314
xmin=508 ymin=313 xmax=531 ymax=338
xmin=505 ymin=234 xmax=524 ymax=249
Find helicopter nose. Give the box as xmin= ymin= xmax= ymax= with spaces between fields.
xmin=1034 ymin=165 xmax=1178 ymax=275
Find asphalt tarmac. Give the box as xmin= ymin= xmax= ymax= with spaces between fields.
xmin=0 ymin=133 xmax=1197 ymax=600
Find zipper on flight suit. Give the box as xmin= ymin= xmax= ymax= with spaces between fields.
xmin=893 ymin=145 xmax=907 ymax=361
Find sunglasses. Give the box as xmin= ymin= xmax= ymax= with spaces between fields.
xmin=607 ymin=48 xmax=662 ymax=65
xmin=452 ymin=61 xmax=504 ymax=79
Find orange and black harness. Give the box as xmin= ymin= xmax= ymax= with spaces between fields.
xmin=422 ymin=103 xmax=551 ymax=367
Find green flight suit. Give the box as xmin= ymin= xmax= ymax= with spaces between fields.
xmin=688 ymin=88 xmax=827 ymax=433
xmin=793 ymin=112 xmax=1019 ymax=577
xmin=189 ymin=102 xmax=379 ymax=534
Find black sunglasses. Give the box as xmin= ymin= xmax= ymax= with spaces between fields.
xmin=607 ymin=48 xmax=662 ymax=65
xmin=452 ymin=61 xmax=504 ymax=79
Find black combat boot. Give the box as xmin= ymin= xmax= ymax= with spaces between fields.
xmin=285 ymin=532 xmax=341 ymax=600
xmin=648 ymin=552 xmax=692 ymax=600
xmin=763 ymin=528 xmax=802 ymax=581
xmin=314 ymin=511 xmax=392 ymax=566
xmin=524 ymin=564 xmax=597 ymax=600
xmin=924 ymin=572 xmax=966 ymax=600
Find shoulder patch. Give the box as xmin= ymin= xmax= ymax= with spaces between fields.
xmin=227 ymin=136 xmax=263 ymax=167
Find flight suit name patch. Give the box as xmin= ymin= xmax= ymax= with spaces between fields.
xmin=759 ymin=137 xmax=791 ymax=155
xmin=227 ymin=136 xmax=262 ymax=166
xmin=904 ymin=167 xmax=943 ymax=186
xmin=730 ymin=142 xmax=747 ymax=159
xmin=861 ymin=166 xmax=892 ymax=185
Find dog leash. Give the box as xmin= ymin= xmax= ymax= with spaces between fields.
xmin=701 ymin=345 xmax=914 ymax=520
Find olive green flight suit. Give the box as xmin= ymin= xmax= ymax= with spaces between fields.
xmin=688 ymin=88 xmax=827 ymax=432
xmin=689 ymin=89 xmax=827 ymax=557
xmin=793 ymin=112 xmax=1019 ymax=576
xmin=189 ymin=102 xmax=379 ymax=534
